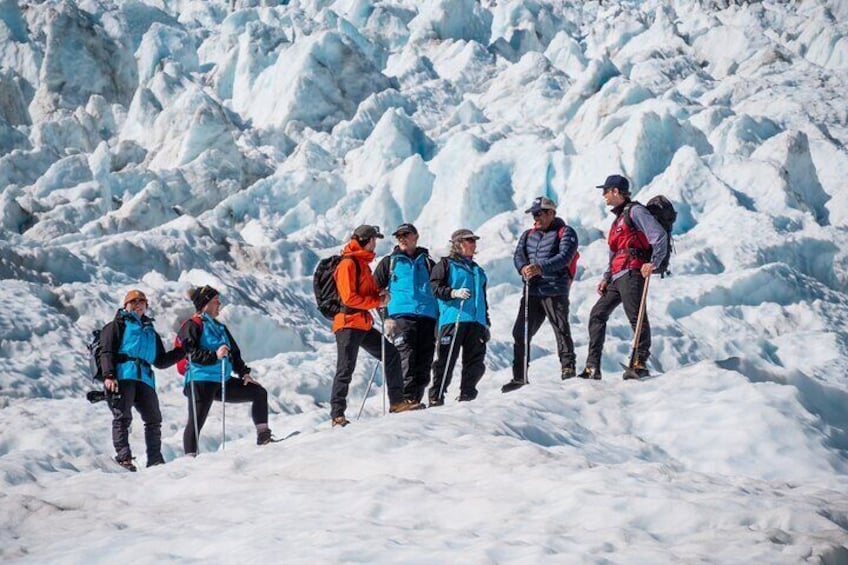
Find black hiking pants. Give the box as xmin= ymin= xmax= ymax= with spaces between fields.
xmin=429 ymin=322 xmax=487 ymax=404
xmin=586 ymin=270 xmax=651 ymax=368
xmin=182 ymin=378 xmax=269 ymax=454
xmin=109 ymin=379 xmax=162 ymax=465
xmin=331 ymin=328 xmax=404 ymax=419
xmin=511 ymin=293 xmax=575 ymax=382
xmin=392 ymin=316 xmax=437 ymax=403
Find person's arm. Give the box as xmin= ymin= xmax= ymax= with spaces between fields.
xmin=224 ymin=327 xmax=251 ymax=377
xmin=153 ymin=333 xmax=184 ymax=369
xmin=630 ymin=205 xmax=668 ymax=270
xmin=429 ymin=258 xmax=453 ymax=300
xmin=373 ymin=255 xmax=391 ymax=289
xmin=513 ymin=230 xmax=530 ymax=273
xmin=336 ymin=258 xmax=382 ymax=310
xmin=178 ymin=318 xmax=217 ymax=366
xmin=537 ymin=226 xmax=578 ymax=275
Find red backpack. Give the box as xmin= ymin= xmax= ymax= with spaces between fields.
xmin=174 ymin=315 xmax=203 ymax=376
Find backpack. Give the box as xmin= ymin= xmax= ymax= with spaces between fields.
xmin=86 ymin=318 xmax=125 ymax=382
xmin=525 ymin=225 xmax=580 ymax=279
xmin=174 ymin=315 xmax=203 ymax=376
xmin=313 ymin=255 xmax=361 ymax=320
xmin=623 ymin=196 xmax=677 ymax=277
xmin=86 ymin=327 xmax=105 ymax=382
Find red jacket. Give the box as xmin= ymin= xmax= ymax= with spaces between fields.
xmin=332 ymin=240 xmax=382 ymax=332
xmin=608 ymin=208 xmax=651 ymax=275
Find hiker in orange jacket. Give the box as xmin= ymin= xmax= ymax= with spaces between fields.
xmin=329 ymin=225 xmax=423 ymax=426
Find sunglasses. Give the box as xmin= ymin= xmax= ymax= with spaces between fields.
xmin=127 ymin=298 xmax=148 ymax=306
xmin=395 ymin=232 xmax=413 ymax=238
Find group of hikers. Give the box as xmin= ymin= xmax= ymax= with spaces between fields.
xmin=95 ymin=173 xmax=670 ymax=471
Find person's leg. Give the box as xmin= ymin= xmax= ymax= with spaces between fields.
xmin=134 ymin=382 xmax=164 ymax=466
xmin=110 ymin=380 xmax=137 ymax=463
xmin=459 ymin=323 xmax=487 ymax=400
xmin=541 ymin=295 xmax=576 ymax=374
xmin=360 ymin=328 xmax=404 ymax=405
xmin=619 ymin=272 xmax=651 ymax=364
xmin=220 ymin=378 xmax=269 ymax=426
xmin=391 ymin=317 xmax=418 ymax=401
xmin=183 ymin=381 xmax=218 ymax=455
xmin=413 ymin=317 xmax=437 ymax=403
xmin=330 ymin=329 xmax=365 ymax=419
xmin=510 ymin=294 xmax=546 ymax=382
xmin=429 ymin=323 xmax=466 ymax=404
xmin=585 ymin=282 xmax=623 ymax=369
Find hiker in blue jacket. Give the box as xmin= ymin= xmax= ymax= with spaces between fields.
xmin=428 ymin=229 xmax=490 ymax=406
xmin=177 ymin=285 xmax=272 ymax=454
xmin=374 ymin=223 xmax=438 ymax=404
xmin=99 ymin=289 xmax=184 ymax=471
xmin=502 ymin=196 xmax=579 ymax=393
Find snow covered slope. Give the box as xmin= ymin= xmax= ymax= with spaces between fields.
xmin=1 ymin=0 xmax=847 ymax=561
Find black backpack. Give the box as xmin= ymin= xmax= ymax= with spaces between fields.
xmin=624 ymin=196 xmax=677 ymax=277
xmin=313 ymin=255 xmax=361 ymax=320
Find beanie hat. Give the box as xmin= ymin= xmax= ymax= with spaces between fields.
xmin=187 ymin=285 xmax=219 ymax=312
xmin=121 ymin=289 xmax=147 ymax=307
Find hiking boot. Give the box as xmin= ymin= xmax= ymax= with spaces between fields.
xmin=561 ymin=367 xmax=577 ymax=380
xmin=389 ymin=399 xmax=424 ymax=413
xmin=115 ymin=457 xmax=137 ymax=472
xmin=578 ymin=366 xmax=602 ymax=380
xmin=428 ymin=398 xmax=444 ymax=408
xmin=257 ymin=429 xmax=273 ymax=445
xmin=457 ymin=391 xmax=478 ymax=402
xmin=146 ymin=454 xmax=165 ymax=468
xmin=624 ymin=360 xmax=650 ymax=380
xmin=332 ymin=416 xmax=350 ymax=427
xmin=501 ymin=379 xmax=526 ymax=393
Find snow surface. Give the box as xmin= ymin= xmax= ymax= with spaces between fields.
xmin=1 ymin=0 xmax=848 ymax=562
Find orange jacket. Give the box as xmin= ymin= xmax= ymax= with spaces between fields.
xmin=332 ymin=240 xmax=383 ymax=332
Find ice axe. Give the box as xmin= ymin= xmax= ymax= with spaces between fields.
xmin=622 ymin=274 xmax=651 ymax=380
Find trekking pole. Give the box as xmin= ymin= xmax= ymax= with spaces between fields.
xmin=380 ymin=309 xmax=387 ymax=415
xmin=624 ymin=274 xmax=652 ymax=378
xmin=523 ymin=278 xmax=530 ymax=385
xmin=188 ymin=354 xmax=200 ymax=455
xmin=221 ymin=357 xmax=227 ymax=450
xmin=437 ymin=299 xmax=465 ymax=403
xmin=356 ymin=363 xmax=380 ymax=421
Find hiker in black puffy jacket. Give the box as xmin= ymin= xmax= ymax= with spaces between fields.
xmin=99 ymin=289 xmax=184 ymax=471
xmin=502 ymin=196 xmax=579 ymax=393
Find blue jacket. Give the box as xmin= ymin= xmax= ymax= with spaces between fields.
xmin=513 ymin=217 xmax=579 ymax=297
xmin=430 ymin=256 xmax=489 ymax=329
xmin=99 ymin=310 xmax=183 ymax=389
xmin=374 ymin=247 xmax=438 ymax=319
xmin=177 ymin=313 xmax=251 ymax=384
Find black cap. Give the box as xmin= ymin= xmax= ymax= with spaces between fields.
xmin=392 ymin=223 xmax=418 ymax=237
xmin=596 ymin=174 xmax=630 ymax=193
xmin=352 ymin=225 xmax=384 ymax=241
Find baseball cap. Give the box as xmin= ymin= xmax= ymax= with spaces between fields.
xmin=352 ymin=225 xmax=384 ymax=241
xmin=391 ymin=223 xmax=418 ymax=237
xmin=596 ymin=174 xmax=630 ymax=193
xmin=525 ymin=196 xmax=557 ymax=214
xmin=451 ymin=228 xmax=480 ymax=242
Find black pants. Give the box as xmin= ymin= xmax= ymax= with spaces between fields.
xmin=392 ymin=316 xmax=437 ymax=403
xmin=109 ymin=380 xmax=162 ymax=465
xmin=429 ymin=322 xmax=487 ymax=403
xmin=182 ymin=378 xmax=269 ymax=454
xmin=331 ymin=328 xmax=404 ymax=418
xmin=511 ymin=293 xmax=575 ymax=381
xmin=586 ymin=270 xmax=651 ymax=368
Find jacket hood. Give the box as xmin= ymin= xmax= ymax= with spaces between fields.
xmin=343 ymin=239 xmax=376 ymax=263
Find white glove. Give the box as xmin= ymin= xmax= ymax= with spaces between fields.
xmin=383 ymin=318 xmax=398 ymax=338
xmin=451 ymin=288 xmax=471 ymax=300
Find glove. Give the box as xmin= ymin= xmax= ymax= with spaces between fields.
xmin=451 ymin=288 xmax=471 ymax=300
xmin=483 ymin=326 xmax=491 ymax=343
xmin=383 ymin=318 xmax=398 ymax=339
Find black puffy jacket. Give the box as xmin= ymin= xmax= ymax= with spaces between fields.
xmin=513 ymin=217 xmax=579 ymax=297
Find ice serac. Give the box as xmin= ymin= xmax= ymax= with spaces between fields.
xmin=241 ymin=30 xmax=394 ymax=132
xmin=408 ymin=0 xmax=493 ymax=45
xmin=29 ymin=1 xmax=136 ymax=121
